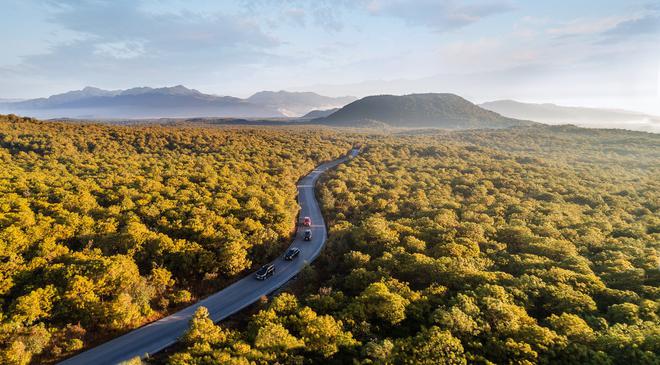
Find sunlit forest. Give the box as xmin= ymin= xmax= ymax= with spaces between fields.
xmin=0 ymin=114 xmax=353 ymax=364
xmin=1 ymin=114 xmax=658 ymax=364
xmin=166 ymin=126 xmax=659 ymax=364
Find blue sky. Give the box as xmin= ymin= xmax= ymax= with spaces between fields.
xmin=1 ymin=0 xmax=659 ymax=113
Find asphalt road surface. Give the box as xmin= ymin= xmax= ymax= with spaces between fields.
xmin=59 ymin=148 xmax=360 ymax=365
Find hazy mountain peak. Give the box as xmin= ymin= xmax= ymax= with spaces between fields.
xmin=55 ymin=86 xmax=114 ymax=97
xmin=160 ymin=85 xmax=202 ymax=95
xmin=45 ymin=87 xmax=118 ymax=103
xmin=480 ymin=99 xmax=660 ymax=133
xmin=80 ymin=86 xmax=110 ymax=93
xmin=246 ymin=90 xmax=357 ymax=116
xmin=250 ymin=90 xmax=314 ymax=97
xmin=118 ymin=85 xmax=204 ymax=96
xmin=0 ymin=85 xmax=358 ymax=119
xmin=247 ymin=90 xmax=354 ymax=101
xmin=120 ymin=87 xmax=154 ymax=95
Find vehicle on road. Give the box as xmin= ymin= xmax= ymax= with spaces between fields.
xmin=284 ymin=247 xmax=300 ymax=260
xmin=303 ymin=229 xmax=312 ymax=241
xmin=255 ymin=264 xmax=275 ymax=280
xmin=303 ymin=216 xmax=312 ymax=226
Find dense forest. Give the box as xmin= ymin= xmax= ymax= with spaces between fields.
xmin=0 ymin=114 xmax=353 ymax=364
xmin=1 ymin=113 xmax=658 ymax=364
xmin=166 ymin=126 xmax=659 ymax=364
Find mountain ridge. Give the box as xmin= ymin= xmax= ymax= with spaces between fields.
xmin=480 ymin=100 xmax=660 ymax=133
xmin=0 ymin=86 xmax=356 ymax=119
xmin=246 ymin=91 xmax=356 ymax=117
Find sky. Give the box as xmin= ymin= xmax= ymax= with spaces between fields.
xmin=1 ymin=0 xmax=659 ymax=114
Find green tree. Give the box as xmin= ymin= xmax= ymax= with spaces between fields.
xmin=394 ymin=327 xmax=466 ymax=365
xmin=181 ymin=307 xmax=226 ymax=346
xmin=356 ymin=282 xmax=409 ymax=325
xmin=300 ymin=312 xmax=357 ymax=358
xmin=254 ymin=322 xmax=304 ymax=351
xmin=11 ymin=285 xmax=57 ymax=325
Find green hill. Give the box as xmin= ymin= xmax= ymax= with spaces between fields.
xmin=318 ymin=93 xmax=538 ymax=129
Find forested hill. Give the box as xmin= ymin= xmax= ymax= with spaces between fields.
xmin=316 ymin=93 xmax=538 ymax=129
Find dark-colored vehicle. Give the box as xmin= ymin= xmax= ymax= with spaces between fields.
xmin=255 ymin=264 xmax=275 ymax=280
xmin=303 ymin=216 xmax=312 ymax=226
xmin=284 ymin=247 xmax=301 ymax=260
xmin=303 ymin=229 xmax=312 ymax=241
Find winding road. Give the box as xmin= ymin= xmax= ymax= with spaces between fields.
xmin=59 ymin=148 xmax=360 ymax=365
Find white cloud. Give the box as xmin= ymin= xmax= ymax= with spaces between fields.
xmin=436 ymin=38 xmax=505 ymax=71
xmin=242 ymin=0 xmax=356 ymax=31
xmin=94 ymin=40 xmax=146 ymax=59
xmin=2 ymin=0 xmax=281 ymax=94
xmin=599 ymin=13 xmax=660 ymax=43
xmin=547 ymin=16 xmax=628 ymax=37
xmin=657 ymin=60 xmax=660 ymax=99
xmin=283 ymin=7 xmax=307 ymax=27
xmin=366 ymin=0 xmax=514 ymax=31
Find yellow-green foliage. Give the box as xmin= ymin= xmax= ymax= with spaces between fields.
xmin=313 ymin=128 xmax=659 ymax=364
xmin=171 ymin=126 xmax=658 ymax=364
xmin=0 ymin=115 xmax=352 ymax=363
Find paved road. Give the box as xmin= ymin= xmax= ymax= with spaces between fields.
xmin=59 ymin=148 xmax=360 ymax=365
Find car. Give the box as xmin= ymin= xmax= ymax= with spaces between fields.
xmin=255 ymin=264 xmax=275 ymax=280
xmin=284 ymin=247 xmax=301 ymax=260
xmin=303 ymin=229 xmax=312 ymax=241
xmin=303 ymin=216 xmax=312 ymax=226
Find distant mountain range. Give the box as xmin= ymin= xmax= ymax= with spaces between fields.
xmin=314 ymin=93 xmax=537 ymax=129
xmin=246 ymin=91 xmax=355 ymax=117
xmin=6 ymin=87 xmax=655 ymax=132
xmin=480 ymin=100 xmax=660 ymax=133
xmin=0 ymin=86 xmax=356 ymax=119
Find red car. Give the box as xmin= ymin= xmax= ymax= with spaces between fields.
xmin=303 ymin=216 xmax=312 ymax=226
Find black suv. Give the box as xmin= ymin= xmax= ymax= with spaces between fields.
xmin=255 ymin=264 xmax=275 ymax=280
xmin=303 ymin=229 xmax=312 ymax=241
xmin=284 ymin=247 xmax=301 ymax=260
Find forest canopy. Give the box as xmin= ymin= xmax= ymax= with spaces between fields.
xmin=0 ymin=114 xmax=353 ymax=364
xmin=167 ymin=125 xmax=659 ymax=364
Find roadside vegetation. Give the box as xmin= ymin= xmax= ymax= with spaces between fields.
xmin=168 ymin=126 xmax=659 ymax=364
xmin=0 ymin=114 xmax=353 ymax=364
